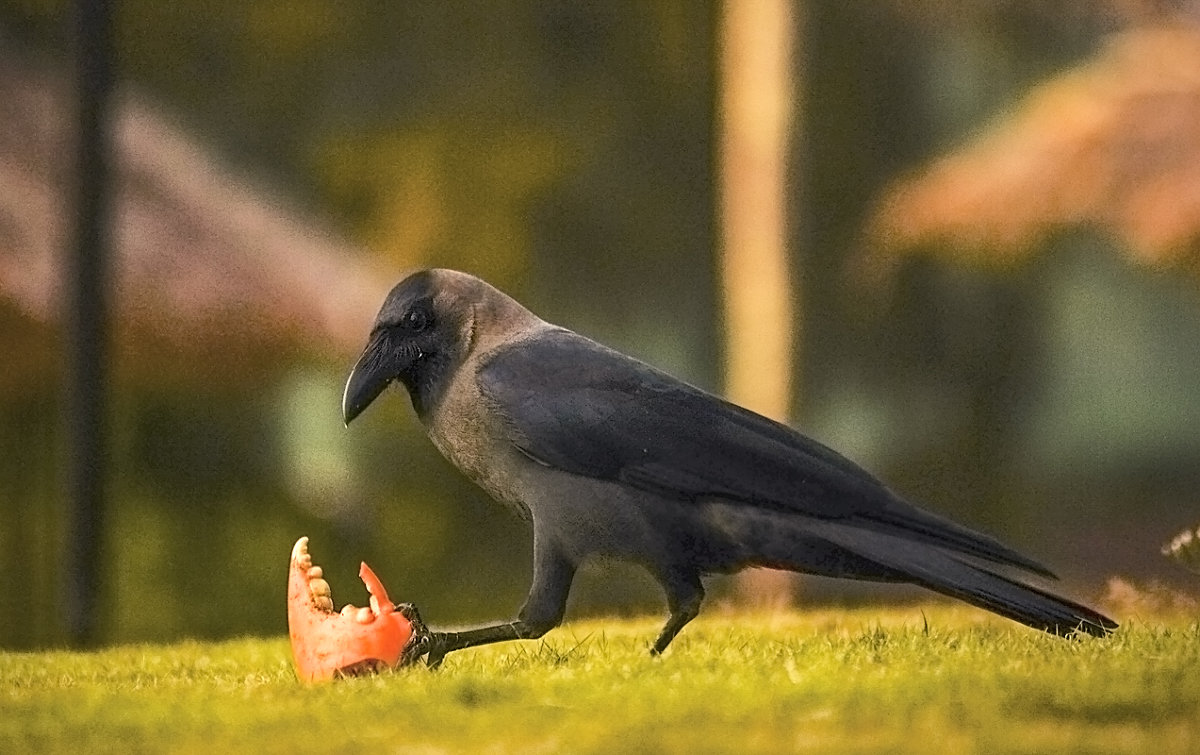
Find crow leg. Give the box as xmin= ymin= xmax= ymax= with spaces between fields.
xmin=422 ymin=622 xmax=526 ymax=668
xmin=652 ymin=571 xmax=704 ymax=655
xmin=424 ymin=545 xmax=575 ymax=668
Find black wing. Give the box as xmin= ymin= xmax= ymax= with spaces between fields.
xmin=478 ymin=328 xmax=1053 ymax=577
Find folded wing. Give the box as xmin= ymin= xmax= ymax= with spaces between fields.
xmin=479 ymin=329 xmax=1046 ymax=576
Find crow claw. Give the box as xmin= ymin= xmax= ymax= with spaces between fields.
xmin=396 ymin=603 xmax=433 ymax=666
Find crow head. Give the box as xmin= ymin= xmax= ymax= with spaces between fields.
xmin=342 ymin=269 xmax=473 ymax=423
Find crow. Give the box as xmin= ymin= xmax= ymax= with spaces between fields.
xmin=342 ymin=269 xmax=1116 ymax=665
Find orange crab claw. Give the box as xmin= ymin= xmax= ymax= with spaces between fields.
xmin=287 ymin=536 xmax=419 ymax=682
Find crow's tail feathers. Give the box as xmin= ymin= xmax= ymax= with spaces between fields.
xmin=908 ymin=556 xmax=1117 ymax=637
xmin=806 ymin=521 xmax=1117 ymax=637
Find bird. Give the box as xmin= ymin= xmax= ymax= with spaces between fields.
xmin=341 ymin=268 xmax=1116 ymax=665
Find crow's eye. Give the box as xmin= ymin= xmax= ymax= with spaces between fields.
xmin=402 ymin=308 xmax=430 ymax=332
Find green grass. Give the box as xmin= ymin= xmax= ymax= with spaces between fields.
xmin=2 ymin=605 xmax=1197 ymax=754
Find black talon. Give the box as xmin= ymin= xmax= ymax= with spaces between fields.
xmin=396 ymin=602 xmax=427 ymax=632
xmin=396 ymin=603 xmax=433 ymax=666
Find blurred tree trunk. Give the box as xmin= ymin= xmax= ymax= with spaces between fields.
xmin=718 ymin=0 xmax=799 ymax=608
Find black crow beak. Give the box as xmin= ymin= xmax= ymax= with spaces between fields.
xmin=342 ymin=332 xmax=401 ymax=425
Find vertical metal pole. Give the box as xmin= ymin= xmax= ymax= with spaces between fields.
xmin=65 ymin=0 xmax=115 ymax=647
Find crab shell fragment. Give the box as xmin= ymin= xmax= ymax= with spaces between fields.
xmin=287 ymin=536 xmax=416 ymax=682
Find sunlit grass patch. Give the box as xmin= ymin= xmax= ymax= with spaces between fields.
xmin=2 ymin=605 xmax=1197 ymax=754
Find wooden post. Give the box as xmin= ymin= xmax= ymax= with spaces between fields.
xmin=718 ymin=0 xmax=799 ymax=608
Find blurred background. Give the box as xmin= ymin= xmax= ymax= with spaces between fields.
xmin=2 ymin=0 xmax=1198 ymax=649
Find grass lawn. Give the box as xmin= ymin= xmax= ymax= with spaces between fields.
xmin=2 ymin=603 xmax=1197 ymax=754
